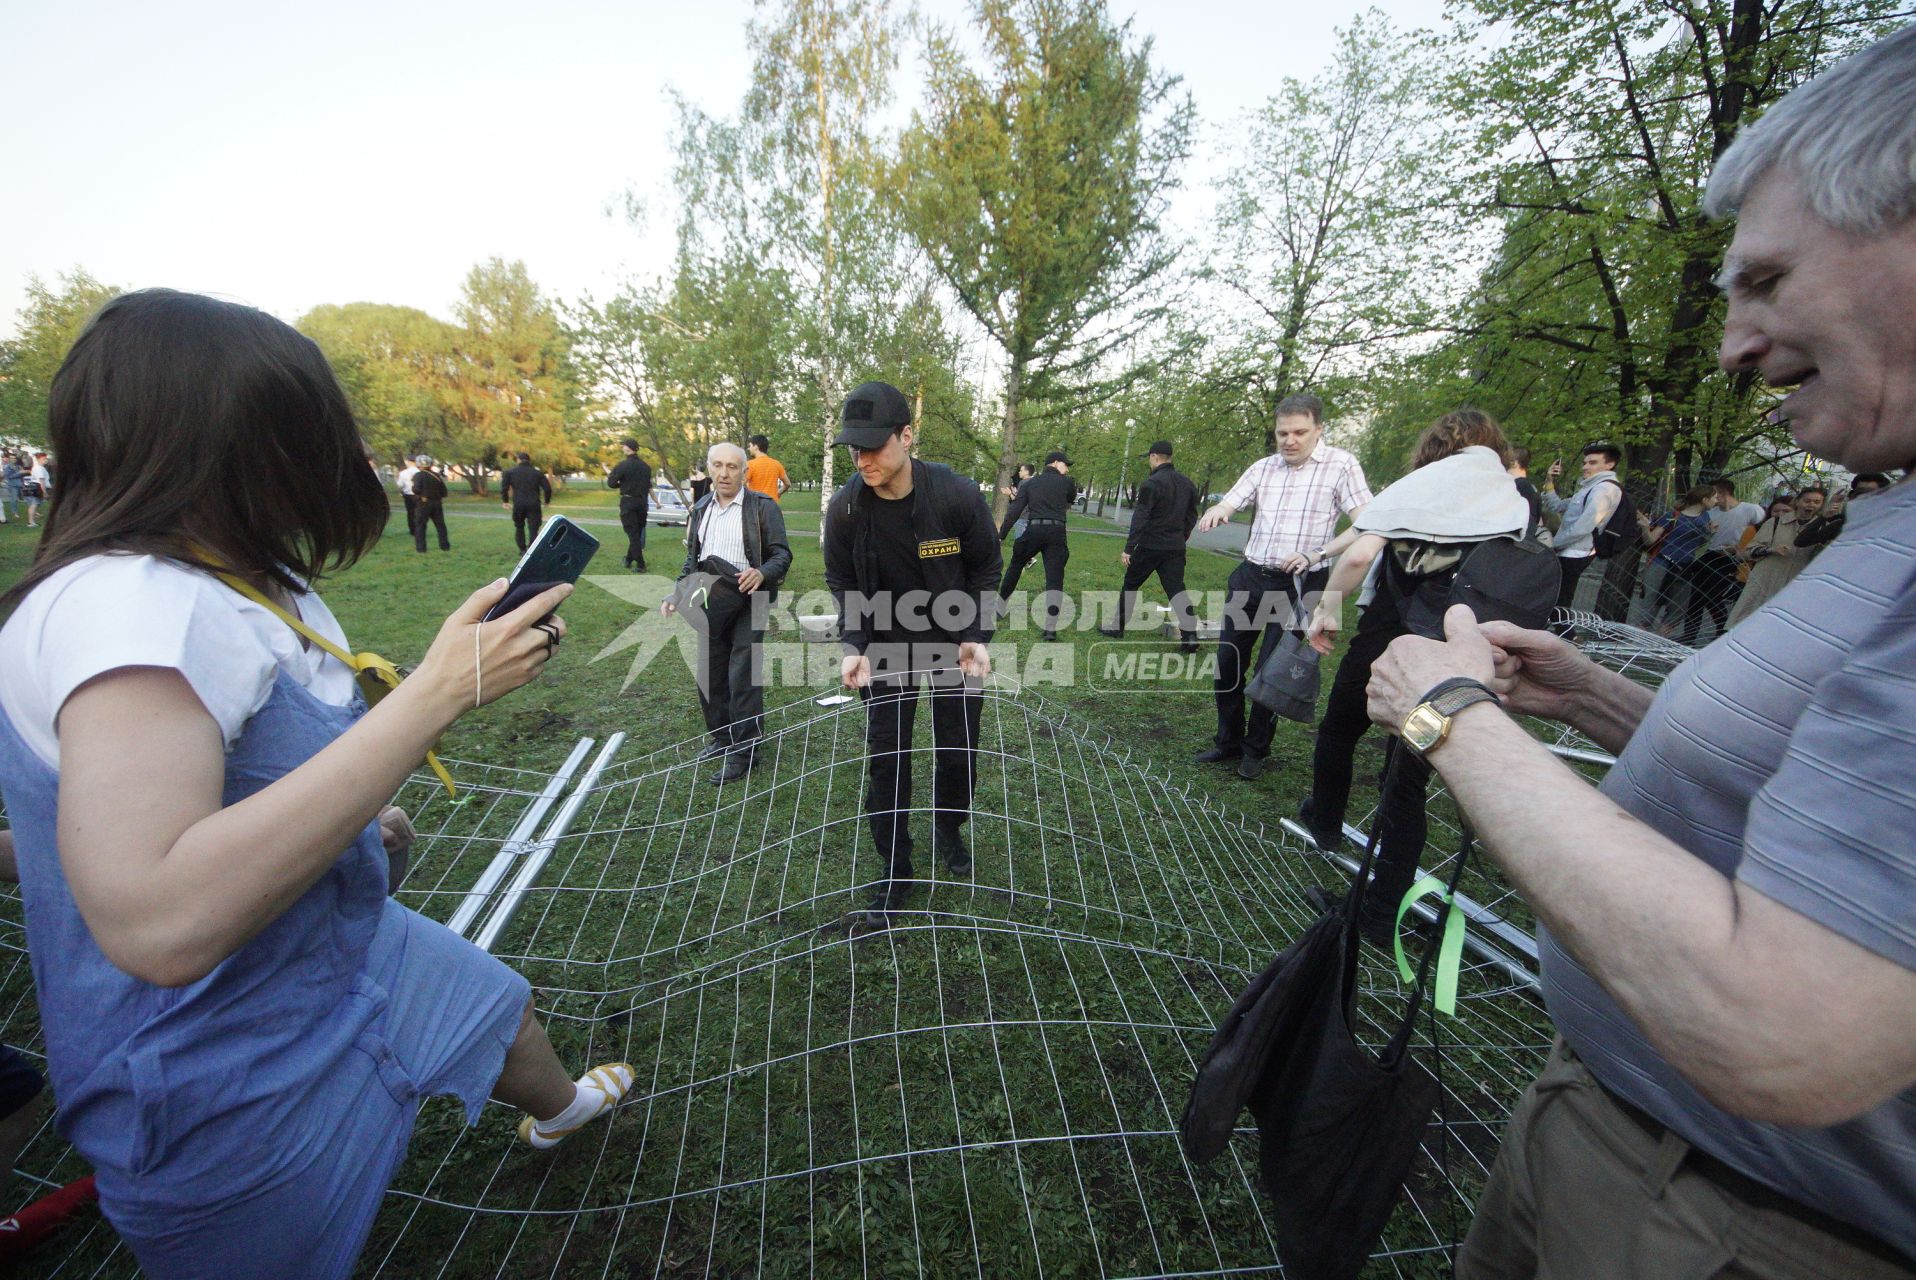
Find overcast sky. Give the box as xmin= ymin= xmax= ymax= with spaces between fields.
xmin=0 ymin=0 xmax=1449 ymax=338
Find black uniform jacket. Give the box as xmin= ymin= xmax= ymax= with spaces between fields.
xmin=824 ymin=459 xmax=1002 ymax=650
xmin=998 ymin=467 xmax=1079 ymax=538
xmin=502 ymin=463 xmax=552 ymax=508
xmin=607 ymin=455 xmax=653 ymax=509
xmin=1125 ymin=462 xmax=1200 ymax=553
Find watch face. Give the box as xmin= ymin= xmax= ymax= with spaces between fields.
xmin=1403 ymin=705 xmax=1447 ymax=754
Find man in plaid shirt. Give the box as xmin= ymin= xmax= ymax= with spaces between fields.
xmin=1194 ymin=394 xmax=1371 ymax=778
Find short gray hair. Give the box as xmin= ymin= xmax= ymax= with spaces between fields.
xmin=707 ymin=441 xmax=746 ymax=467
xmin=1704 ymin=23 xmax=1916 ymax=234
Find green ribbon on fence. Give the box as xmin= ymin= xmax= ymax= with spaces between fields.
xmin=1393 ymin=876 xmax=1468 ymax=1017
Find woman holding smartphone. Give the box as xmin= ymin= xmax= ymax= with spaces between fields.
xmin=0 ymin=290 xmax=632 ymax=1278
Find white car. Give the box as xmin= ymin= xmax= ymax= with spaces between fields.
xmin=648 ymin=481 xmax=690 ymax=527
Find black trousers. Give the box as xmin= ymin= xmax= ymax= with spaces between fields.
xmin=696 ymin=588 xmax=764 ymax=747
xmin=620 ymin=505 xmax=648 ymax=569
xmin=861 ymin=668 xmax=983 ymax=880
xmin=1673 ymin=554 xmax=1733 ymax=645
xmin=1116 ymin=546 xmax=1195 ymax=639
xmin=1547 ymin=554 xmax=1592 ymax=635
xmin=413 ymin=500 xmax=449 ymax=551
xmin=1214 ymin=560 xmax=1326 ymax=759
xmin=402 ymin=492 xmax=419 ymax=538
xmin=1001 ymin=524 xmax=1069 ymax=631
xmin=511 ymin=504 xmax=543 ymax=552
xmin=1681 ymin=550 xmax=1738 ymax=644
xmin=1307 ymin=625 xmax=1434 ymax=924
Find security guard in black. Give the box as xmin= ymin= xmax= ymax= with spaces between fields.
xmin=999 ymin=451 xmax=1078 ymax=639
xmin=1112 ymin=441 xmax=1201 ymax=643
xmin=606 ymin=440 xmax=653 ymax=570
xmin=825 ymin=381 xmax=1001 ymax=912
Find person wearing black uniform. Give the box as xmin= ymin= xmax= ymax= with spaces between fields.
xmin=1101 ymin=440 xmax=1200 ymax=649
xmin=998 ymin=450 xmax=1077 ymax=640
xmin=411 ymin=459 xmax=450 ymax=552
xmin=825 ymin=381 xmax=1001 ymax=927
xmin=664 ymin=442 xmax=793 ymax=784
xmin=605 ymin=438 xmax=653 ymax=570
xmin=500 ymin=452 xmax=553 ymax=552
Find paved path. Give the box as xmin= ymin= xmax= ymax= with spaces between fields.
xmin=1083 ymin=502 xmax=1250 ymax=557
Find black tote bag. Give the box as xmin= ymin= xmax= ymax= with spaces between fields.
xmin=1181 ymin=744 xmax=1465 ymax=1280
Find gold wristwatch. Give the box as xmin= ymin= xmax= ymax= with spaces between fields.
xmin=1401 ymin=677 xmax=1498 ymax=758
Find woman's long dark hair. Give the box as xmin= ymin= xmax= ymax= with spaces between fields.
xmin=4 ymin=289 xmax=389 ymax=609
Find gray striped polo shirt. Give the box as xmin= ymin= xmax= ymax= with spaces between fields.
xmin=1543 ymin=476 xmax=1916 ymax=1257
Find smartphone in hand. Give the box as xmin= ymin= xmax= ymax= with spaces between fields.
xmin=482 ymin=515 xmax=600 ymax=623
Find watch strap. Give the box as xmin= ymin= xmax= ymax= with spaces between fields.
xmin=1423 ymin=676 xmax=1498 ymax=718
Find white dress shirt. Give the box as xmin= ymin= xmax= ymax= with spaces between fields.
xmin=699 ymin=490 xmax=748 ymax=567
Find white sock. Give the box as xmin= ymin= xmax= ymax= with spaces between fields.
xmin=529 ymin=1063 xmax=634 ymax=1138
xmin=533 ymin=1082 xmax=598 ymax=1134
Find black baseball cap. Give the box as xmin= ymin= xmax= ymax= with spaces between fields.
xmin=1045 ymin=450 xmax=1071 ymax=466
xmin=1146 ymin=440 xmax=1173 ymax=458
xmin=834 ymin=382 xmax=913 ymax=449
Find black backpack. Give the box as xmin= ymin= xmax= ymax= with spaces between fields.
xmin=1591 ymin=477 xmax=1639 ymax=559
xmin=1400 ymin=510 xmax=1562 ymax=638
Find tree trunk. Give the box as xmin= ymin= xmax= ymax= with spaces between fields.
xmin=814 ymin=14 xmax=838 ymax=539
xmin=993 ymin=360 xmax=1024 ymax=524
xmin=1635 ymin=246 xmax=1725 ymax=483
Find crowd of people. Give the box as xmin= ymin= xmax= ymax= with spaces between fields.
xmin=0 ymin=21 xmax=1912 ymax=1280
xmin=0 ymin=452 xmax=52 ymax=529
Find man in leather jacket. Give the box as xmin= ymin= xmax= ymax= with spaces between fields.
xmin=663 ymin=442 xmax=792 ymax=784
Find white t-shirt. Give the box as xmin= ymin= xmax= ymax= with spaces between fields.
xmin=397 ymin=465 xmax=418 ymax=497
xmin=1708 ymin=500 xmax=1765 ymax=550
xmin=28 ymin=463 xmax=50 ymax=493
xmin=0 ymin=554 xmax=357 ymax=771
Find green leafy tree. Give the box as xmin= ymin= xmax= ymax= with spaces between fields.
xmin=743 ymin=0 xmax=902 ymax=497
xmin=897 ymin=0 xmax=1193 ymax=516
xmin=298 ymin=302 xmax=459 ymax=465
xmin=0 ymin=270 xmax=121 ymax=442
xmin=1416 ymin=0 xmax=1903 ymax=482
xmin=445 ymin=259 xmax=584 ymax=490
xmin=1365 ymin=0 xmax=1904 ymax=614
xmin=1209 ymin=12 xmax=1463 ymax=423
xmin=566 ymin=280 xmax=717 ymax=497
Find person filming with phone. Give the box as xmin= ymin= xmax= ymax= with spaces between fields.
xmin=662 ymin=442 xmax=792 ymax=785
xmin=0 ymin=290 xmax=634 ymax=1280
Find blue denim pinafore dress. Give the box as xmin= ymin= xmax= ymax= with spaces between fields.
xmin=0 ymin=667 xmax=529 ymax=1278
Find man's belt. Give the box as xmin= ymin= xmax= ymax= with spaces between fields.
xmin=1026 ymin=518 xmax=1065 ymax=526
xmin=1604 ymin=1082 xmax=1912 ymax=1268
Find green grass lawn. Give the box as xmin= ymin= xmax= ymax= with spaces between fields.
xmin=0 ymin=502 xmax=1550 ymax=1278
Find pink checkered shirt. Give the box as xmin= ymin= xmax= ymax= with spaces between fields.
xmin=1220 ymin=442 xmax=1372 ymax=567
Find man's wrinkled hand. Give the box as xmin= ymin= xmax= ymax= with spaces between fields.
xmin=1477 ymin=618 xmax=1598 ymax=723
xmin=737 ymin=567 xmax=765 ymax=593
xmin=1366 ymin=605 xmax=1496 ymax=731
xmin=841 ymin=654 xmax=872 ymax=689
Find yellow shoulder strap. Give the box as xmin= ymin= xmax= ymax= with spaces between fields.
xmin=211 ymin=569 xmax=459 ymax=800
